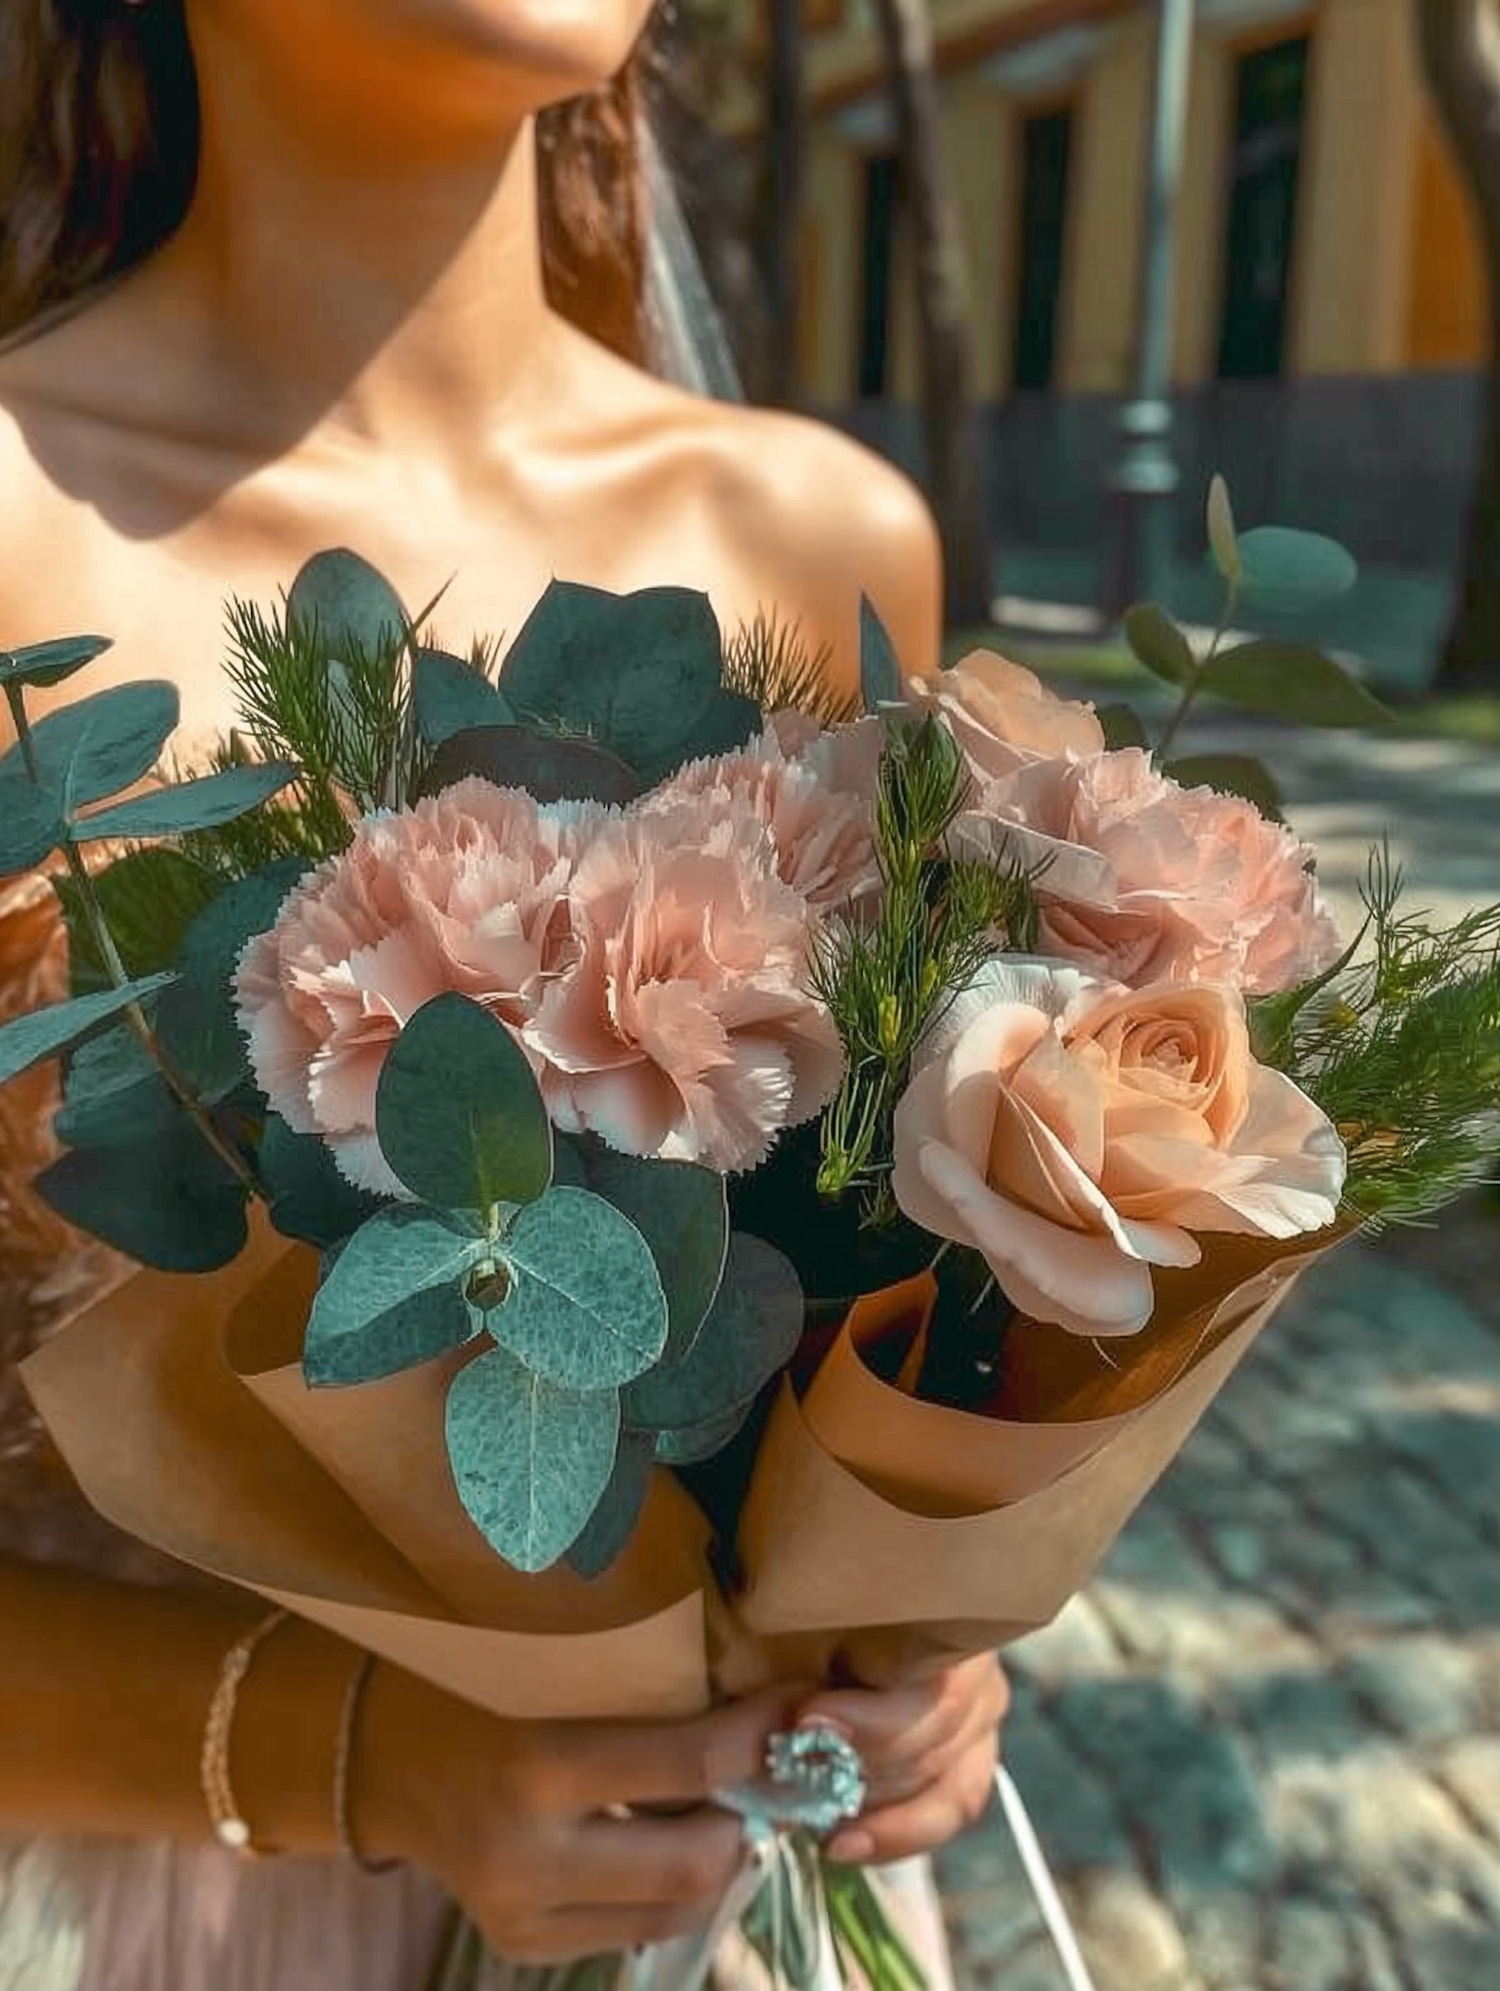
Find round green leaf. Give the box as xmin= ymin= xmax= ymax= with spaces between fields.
xmin=375 ymin=993 xmax=552 ymax=1212
xmin=286 ymin=549 xmax=408 ymax=656
xmin=561 ymin=1141 xmax=728 ymax=1367
xmin=622 ymin=1232 xmax=801 ymax=1434
xmin=3 ymin=681 xmax=179 ymax=821
xmin=1199 ymin=642 xmax=1391 ymax=729
xmin=1207 ymin=475 xmax=1240 ymax=586
xmin=0 ymin=972 xmax=176 ymax=1089
xmin=0 ymin=635 xmax=113 ymax=691
xmin=259 ymin=1113 xmax=382 ymax=1251
xmin=305 ymin=1278 xmax=477 ymax=1388
xmin=305 ymin=1205 xmax=484 ymax=1383
xmin=416 ymin=725 xmax=642 ymax=807
xmin=72 ymin=762 xmax=299 ymax=844
xmin=490 ymin=1186 xmax=667 ymax=1390
xmin=1235 ymin=527 xmax=1358 ymax=614
xmin=155 ymin=857 xmax=306 ymax=1101
xmin=54 ymin=846 xmax=222 ymax=995
xmin=0 ymin=762 xmax=64 ymax=874
xmin=36 ymin=1119 xmax=249 ymax=1273
xmin=413 ymin=649 xmax=515 ymax=747
xmin=445 ymin=1342 xmax=621 ymax=1573
xmin=565 ymin=1430 xmax=654 ymax=1579
xmin=1096 ymin=702 xmax=1150 ymax=751
xmin=53 ymin=1026 xmax=179 ymax=1149
xmin=1123 ymin=604 xmax=1195 ymax=686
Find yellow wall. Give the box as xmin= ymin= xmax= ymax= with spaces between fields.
xmin=792 ymin=0 xmax=1475 ymax=400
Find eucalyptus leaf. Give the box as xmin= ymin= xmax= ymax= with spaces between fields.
xmin=445 ymin=1342 xmax=620 ymax=1573
xmin=305 ymin=1277 xmax=478 ymax=1388
xmin=54 ymin=1026 xmax=179 ymax=1149
xmin=36 ymin=1122 xmax=249 ymax=1272
xmin=1236 ymin=526 xmax=1358 ymax=614
xmin=375 ymin=993 xmax=552 ymax=1211
xmin=657 ymin=689 xmax=762 ymax=778
xmin=1096 ymin=702 xmax=1150 ymax=751
xmin=1199 ymin=642 xmax=1391 ymax=729
xmin=1164 ymin=752 xmax=1284 ymax=821
xmin=0 ymin=635 xmax=112 ymax=691
xmin=306 ymin=1205 xmax=485 ymax=1381
xmin=416 ymin=725 xmax=642 ymax=807
xmin=413 ymin=648 xmax=515 ymax=746
xmin=286 ymin=549 xmax=409 ymax=657
xmin=490 ymin=1187 xmax=666 ymax=1390
xmin=54 ymin=848 xmax=222 ymax=995
xmin=650 ymin=1402 xmax=751 ymax=1467
xmin=0 ymin=683 xmax=179 ymax=852
xmin=497 ymin=582 xmax=727 ymax=786
xmin=0 ymin=763 xmax=65 ymax=874
xmin=1123 ymin=603 xmax=1195 ymax=687
xmin=259 ymin=1113 xmax=383 ymax=1251
xmin=0 ymin=973 xmax=175 ymax=1088
xmin=622 ymin=1232 xmax=802 ymax=1434
xmin=155 ymin=858 xmax=307 ymax=1102
xmin=564 ymin=1430 xmax=654 ymax=1579
xmin=1207 ymin=475 xmax=1240 ymax=586
xmin=561 ymin=1141 xmax=728 ymax=1367
xmin=71 ymin=762 xmax=299 ymax=844
xmin=860 ymin=596 xmax=902 ymax=711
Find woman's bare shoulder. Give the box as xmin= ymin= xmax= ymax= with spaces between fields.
xmin=691 ymin=400 xmax=943 ymax=691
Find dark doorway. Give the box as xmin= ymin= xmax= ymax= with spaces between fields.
xmin=1012 ymin=104 xmax=1074 ymax=392
xmin=857 ymin=152 xmax=902 ymax=399
xmin=1216 ymin=34 xmax=1311 ymax=380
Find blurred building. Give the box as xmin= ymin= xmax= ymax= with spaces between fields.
xmin=738 ymin=0 xmax=1485 ymax=599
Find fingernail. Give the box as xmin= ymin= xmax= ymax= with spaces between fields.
xmin=827 ymin=1830 xmax=875 ymax=1864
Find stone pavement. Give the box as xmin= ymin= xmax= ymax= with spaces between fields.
xmin=935 ymin=722 xmax=1500 ymax=1991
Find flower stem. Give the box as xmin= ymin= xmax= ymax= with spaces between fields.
xmin=1154 ymin=581 xmax=1237 ymax=764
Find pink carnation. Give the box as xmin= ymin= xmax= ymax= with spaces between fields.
xmin=648 ymin=721 xmax=882 ymax=913
xmin=236 ymin=779 xmax=575 ymax=1196
xmin=524 ymin=796 xmax=843 ymax=1172
xmin=952 ymin=749 xmax=1343 ymax=996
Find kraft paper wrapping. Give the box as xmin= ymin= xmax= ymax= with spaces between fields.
xmin=730 ymin=1228 xmax=1346 ymax=1687
xmin=20 ymin=1216 xmax=713 ymax=1721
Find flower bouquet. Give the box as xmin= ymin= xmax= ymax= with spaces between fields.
xmin=4 ymin=480 xmax=1498 ymax=1990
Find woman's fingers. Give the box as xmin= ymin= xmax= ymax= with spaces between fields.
xmin=568 ymin=1810 xmax=749 ymax=1907
xmin=558 ymin=1687 xmax=802 ymax=1811
xmin=799 ymin=1656 xmax=1010 ymax=1782
xmin=501 ymin=1899 xmax=722 ymax=1964
xmin=826 ymin=1740 xmax=998 ymax=1867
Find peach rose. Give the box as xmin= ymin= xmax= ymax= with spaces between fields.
xmin=903 ymin=650 xmax=1104 ymax=786
xmin=236 ymin=778 xmax=576 ymax=1196
xmin=892 ymin=959 xmax=1346 ymax=1337
xmin=524 ymin=795 xmax=843 ymax=1172
xmin=952 ymin=749 xmax=1343 ymax=995
xmin=646 ymin=719 xmax=881 ymax=912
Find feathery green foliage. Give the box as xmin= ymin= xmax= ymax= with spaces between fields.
xmin=722 ymin=610 xmax=858 ymax=728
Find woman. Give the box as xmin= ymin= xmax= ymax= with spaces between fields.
xmin=0 ymin=3 xmax=1008 ymax=1986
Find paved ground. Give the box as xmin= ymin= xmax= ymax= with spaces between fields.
xmin=935 ymin=720 xmax=1500 ymax=1991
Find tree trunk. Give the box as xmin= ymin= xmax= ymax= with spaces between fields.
xmin=1418 ymin=0 xmax=1500 ymax=692
xmin=870 ymin=0 xmax=992 ymax=627
xmin=763 ymin=0 xmax=806 ymax=404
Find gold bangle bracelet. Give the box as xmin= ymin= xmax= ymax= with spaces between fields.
xmin=333 ymin=1652 xmax=402 ymax=1876
xmin=200 ymin=1607 xmax=291 ymax=1857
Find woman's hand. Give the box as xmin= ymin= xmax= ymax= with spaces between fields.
xmin=798 ymin=1655 xmax=1010 ymax=1866
xmin=359 ymin=1667 xmax=799 ymax=1964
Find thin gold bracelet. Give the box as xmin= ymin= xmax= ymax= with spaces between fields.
xmin=333 ymin=1652 xmax=402 ymax=1876
xmin=200 ymin=1607 xmax=291 ymax=1857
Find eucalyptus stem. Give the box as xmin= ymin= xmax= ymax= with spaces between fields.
xmin=1154 ymin=581 xmax=1237 ymax=763
xmin=7 ymin=685 xmax=263 ymax=1199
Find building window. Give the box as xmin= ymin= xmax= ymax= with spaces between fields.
xmin=857 ymin=152 xmax=902 ymax=399
xmin=1011 ymin=103 xmax=1074 ymax=393
xmin=1216 ymin=33 xmax=1311 ymax=381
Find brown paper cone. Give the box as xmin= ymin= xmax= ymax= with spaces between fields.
xmin=731 ymin=1241 xmax=1335 ymax=1676
xmin=21 ymin=1215 xmax=713 ymax=1720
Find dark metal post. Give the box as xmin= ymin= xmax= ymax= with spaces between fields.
xmin=1102 ymin=0 xmax=1195 ymax=618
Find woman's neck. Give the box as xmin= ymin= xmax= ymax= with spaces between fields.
xmin=131 ymin=12 xmax=563 ymax=465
